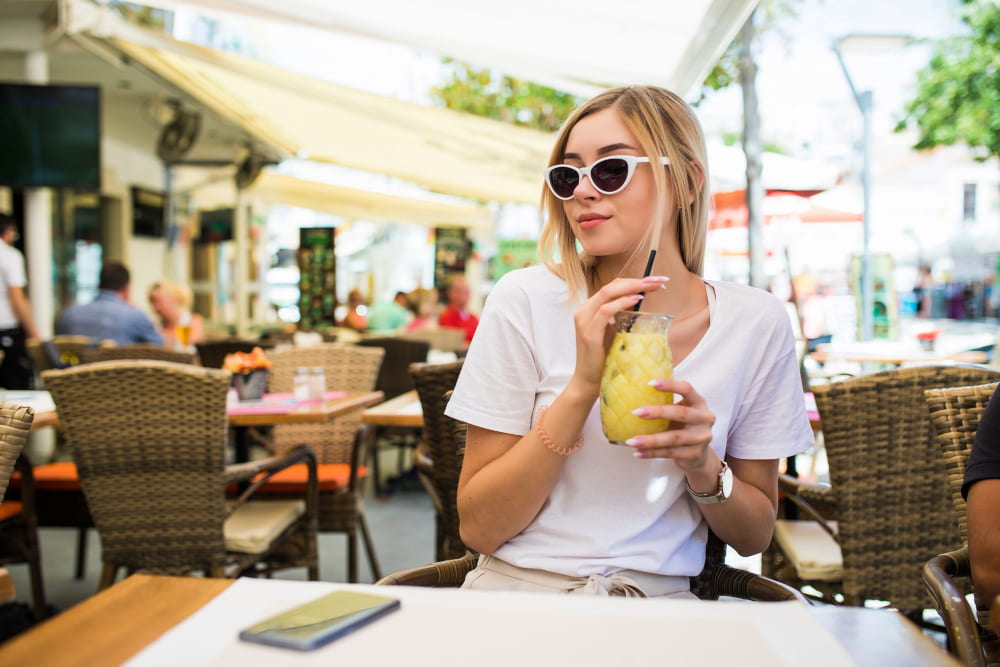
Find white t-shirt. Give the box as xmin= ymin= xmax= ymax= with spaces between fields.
xmin=0 ymin=242 xmax=27 ymax=329
xmin=445 ymin=265 xmax=814 ymax=578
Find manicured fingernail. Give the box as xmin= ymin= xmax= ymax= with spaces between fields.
xmin=625 ymin=438 xmax=642 ymax=447
xmin=642 ymin=275 xmax=670 ymax=283
xmin=632 ymin=407 xmax=649 ymax=417
xmin=647 ymin=379 xmax=664 ymax=389
xmin=633 ymin=450 xmax=648 ymax=459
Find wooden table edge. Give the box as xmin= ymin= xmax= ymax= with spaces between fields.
xmin=226 ymin=390 xmax=384 ymax=426
xmin=360 ymin=389 xmax=424 ymax=428
xmin=0 ymin=574 xmax=232 ymax=666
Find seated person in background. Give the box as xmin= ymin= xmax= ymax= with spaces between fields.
xmin=365 ymin=291 xmax=412 ymax=335
xmin=963 ymin=383 xmax=1000 ymax=607
xmin=338 ymin=288 xmax=368 ymax=332
xmin=149 ymin=279 xmax=205 ymax=350
xmin=437 ymin=275 xmax=479 ymax=343
xmin=55 ymin=262 xmax=164 ymax=346
xmin=406 ymin=287 xmax=439 ymax=332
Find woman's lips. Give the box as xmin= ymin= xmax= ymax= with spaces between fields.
xmin=578 ymin=215 xmax=609 ymax=231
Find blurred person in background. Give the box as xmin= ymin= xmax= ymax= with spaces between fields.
xmin=406 ymin=287 xmax=439 ymax=332
xmin=149 ymin=279 xmax=205 ymax=350
xmin=338 ymin=288 xmax=368 ymax=332
xmin=438 ymin=274 xmax=479 ymax=343
xmin=366 ymin=290 xmax=412 ymax=334
xmin=0 ymin=214 xmax=40 ymax=388
xmin=56 ymin=262 xmax=163 ymax=346
xmin=913 ymin=264 xmax=934 ymax=318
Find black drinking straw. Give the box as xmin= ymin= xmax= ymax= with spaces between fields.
xmin=631 ymin=249 xmax=657 ymax=313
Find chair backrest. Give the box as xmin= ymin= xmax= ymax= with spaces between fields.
xmin=79 ymin=344 xmax=197 ymax=365
xmin=925 ymin=381 xmax=999 ymax=546
xmin=27 ymin=335 xmax=92 ymax=372
xmin=41 ymin=360 xmax=232 ymax=574
xmin=357 ymin=337 xmax=430 ymax=400
xmin=267 ymin=343 xmax=384 ymax=462
xmin=194 ymin=339 xmax=262 ymax=369
xmin=409 ymin=359 xmax=466 ymax=560
xmin=400 ymin=328 xmax=466 ymax=353
xmin=0 ymin=402 xmax=35 ymax=502
xmin=812 ymin=364 xmax=1000 ymax=609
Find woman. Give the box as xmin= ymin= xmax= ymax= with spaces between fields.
xmin=148 ymin=280 xmax=204 ymax=350
xmin=445 ymin=86 xmax=813 ymax=597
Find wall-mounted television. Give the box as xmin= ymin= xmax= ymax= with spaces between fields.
xmin=131 ymin=186 xmax=165 ymax=238
xmin=198 ymin=208 xmax=234 ymax=243
xmin=0 ymin=83 xmax=101 ymax=190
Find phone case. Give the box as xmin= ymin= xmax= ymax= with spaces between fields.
xmin=238 ymin=590 xmax=401 ymax=651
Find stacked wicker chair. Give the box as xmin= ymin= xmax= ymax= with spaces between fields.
xmin=0 ymin=402 xmax=46 ymax=618
xmin=79 ymin=343 xmax=196 ymax=365
xmin=409 ymin=360 xmax=468 ymax=561
xmin=257 ymin=343 xmax=385 ymax=582
xmin=764 ymin=364 xmax=1000 ymax=623
xmin=42 ymin=360 xmax=319 ymax=590
xmin=924 ymin=381 xmax=1000 ymax=667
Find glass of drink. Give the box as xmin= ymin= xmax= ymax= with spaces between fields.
xmin=600 ymin=311 xmax=674 ymax=445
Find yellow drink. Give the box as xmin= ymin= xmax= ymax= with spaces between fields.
xmin=600 ymin=311 xmax=673 ymax=445
xmin=175 ymin=324 xmax=191 ymax=347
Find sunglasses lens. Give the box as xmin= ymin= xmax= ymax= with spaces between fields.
xmin=591 ymin=158 xmax=630 ymax=194
xmin=548 ymin=166 xmax=580 ymax=199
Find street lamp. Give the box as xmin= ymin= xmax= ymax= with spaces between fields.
xmin=831 ymin=34 xmax=912 ymax=342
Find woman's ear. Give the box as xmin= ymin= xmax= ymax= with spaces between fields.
xmin=688 ymin=161 xmax=706 ymax=204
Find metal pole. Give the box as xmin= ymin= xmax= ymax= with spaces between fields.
xmin=832 ymin=43 xmax=874 ymax=341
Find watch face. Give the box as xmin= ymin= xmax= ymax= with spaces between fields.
xmin=720 ymin=464 xmax=734 ymax=499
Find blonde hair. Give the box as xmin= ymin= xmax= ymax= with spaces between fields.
xmin=149 ymin=279 xmax=193 ymax=310
xmin=538 ymin=86 xmax=709 ymax=299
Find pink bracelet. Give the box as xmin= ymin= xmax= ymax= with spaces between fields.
xmin=535 ymin=405 xmax=584 ymax=456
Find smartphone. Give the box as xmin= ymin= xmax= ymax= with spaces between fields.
xmin=238 ymin=590 xmax=401 ymax=651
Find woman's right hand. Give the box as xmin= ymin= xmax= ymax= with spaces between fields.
xmin=570 ymin=275 xmax=669 ymax=396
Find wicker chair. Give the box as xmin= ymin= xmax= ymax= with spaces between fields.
xmin=0 ymin=403 xmax=46 ymax=618
xmin=376 ymin=531 xmax=808 ymax=603
xmin=409 ymin=360 xmax=468 ymax=561
xmin=764 ymin=364 xmax=1000 ymax=619
xmin=42 ymin=360 xmax=319 ymax=590
xmin=923 ymin=381 xmax=1000 ymax=667
xmin=26 ymin=335 xmax=92 ymax=374
xmin=79 ymin=344 xmax=196 ymax=365
xmin=256 ymin=343 xmax=385 ymax=583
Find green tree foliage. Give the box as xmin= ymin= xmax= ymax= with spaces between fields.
xmin=430 ymin=62 xmax=583 ymax=133
xmin=896 ymin=0 xmax=1000 ymax=162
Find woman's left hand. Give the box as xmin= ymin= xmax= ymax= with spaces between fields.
xmin=626 ymin=377 xmax=716 ymax=472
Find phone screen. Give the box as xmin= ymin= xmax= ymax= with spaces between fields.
xmin=238 ymin=590 xmax=401 ymax=651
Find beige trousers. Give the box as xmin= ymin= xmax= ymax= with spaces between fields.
xmin=462 ymin=553 xmax=696 ymax=599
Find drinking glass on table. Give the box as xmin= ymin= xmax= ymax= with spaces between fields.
xmin=599 ymin=311 xmax=674 ymax=445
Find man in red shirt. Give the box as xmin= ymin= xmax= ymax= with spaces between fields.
xmin=437 ymin=274 xmax=479 ymax=343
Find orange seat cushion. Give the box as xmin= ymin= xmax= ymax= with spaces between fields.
xmin=254 ymin=464 xmax=367 ymax=493
xmin=0 ymin=501 xmax=23 ymax=521
xmin=9 ymin=462 xmax=81 ymax=491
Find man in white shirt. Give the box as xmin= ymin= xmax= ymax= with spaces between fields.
xmin=0 ymin=214 xmax=41 ymax=389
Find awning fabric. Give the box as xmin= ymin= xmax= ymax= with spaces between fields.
xmin=145 ymin=0 xmax=759 ymax=99
xmin=57 ymin=0 xmax=552 ymax=205
xmin=248 ymin=171 xmax=493 ymax=229
xmin=709 ymin=190 xmax=863 ymax=230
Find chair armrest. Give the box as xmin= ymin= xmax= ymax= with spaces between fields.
xmin=704 ymin=563 xmax=811 ymax=603
xmin=923 ymin=547 xmax=987 ymax=667
xmin=375 ymin=552 xmax=478 ymax=587
xmin=778 ymin=473 xmax=838 ymax=539
xmin=225 ymin=445 xmax=318 ymax=512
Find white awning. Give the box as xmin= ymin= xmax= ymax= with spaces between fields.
xmin=146 ymin=0 xmax=759 ymax=99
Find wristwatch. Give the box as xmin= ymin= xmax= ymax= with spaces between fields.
xmin=686 ymin=461 xmax=733 ymax=504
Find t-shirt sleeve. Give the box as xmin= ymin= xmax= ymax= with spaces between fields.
xmin=725 ymin=294 xmax=815 ymax=461
xmin=445 ymin=274 xmax=538 ymax=436
xmin=963 ymin=385 xmax=1000 ymax=499
xmin=1 ymin=249 xmax=27 ymax=289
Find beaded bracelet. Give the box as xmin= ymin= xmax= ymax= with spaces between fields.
xmin=535 ymin=405 xmax=584 ymax=456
